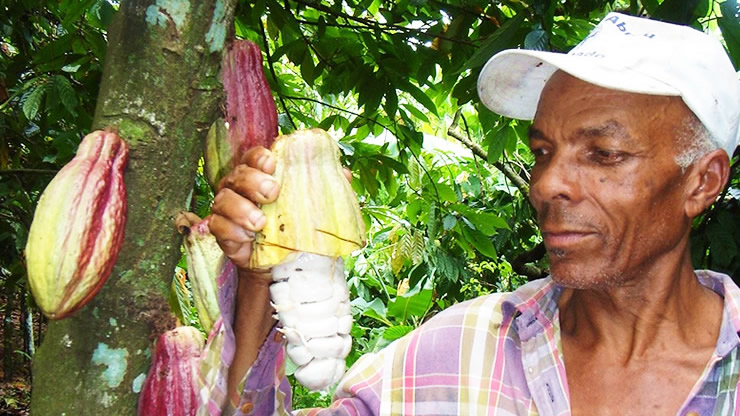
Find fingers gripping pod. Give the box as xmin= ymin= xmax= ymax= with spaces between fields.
xmin=250 ymin=129 xmax=365 ymax=391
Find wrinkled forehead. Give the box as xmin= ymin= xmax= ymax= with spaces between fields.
xmin=534 ymin=71 xmax=695 ymax=138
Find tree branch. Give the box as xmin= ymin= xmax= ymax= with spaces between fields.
xmin=259 ymin=20 xmax=296 ymax=129
xmin=511 ymin=242 xmax=548 ymax=280
xmin=446 ymin=121 xmax=530 ymax=197
xmin=283 ymin=94 xmax=388 ymax=128
xmin=291 ymin=0 xmax=479 ymax=46
xmin=292 ymin=18 xmax=478 ymax=46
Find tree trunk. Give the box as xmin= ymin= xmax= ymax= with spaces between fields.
xmin=31 ymin=0 xmax=236 ymax=414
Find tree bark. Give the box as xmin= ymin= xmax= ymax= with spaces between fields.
xmin=31 ymin=0 xmax=236 ymax=413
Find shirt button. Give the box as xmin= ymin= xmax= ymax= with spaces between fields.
xmin=528 ymin=367 xmax=534 ymax=374
xmin=241 ymin=402 xmax=254 ymax=413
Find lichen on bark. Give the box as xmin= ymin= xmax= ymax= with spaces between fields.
xmin=30 ymin=0 xmax=237 ymax=414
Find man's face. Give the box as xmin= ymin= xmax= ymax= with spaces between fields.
xmin=529 ymin=71 xmax=693 ymax=289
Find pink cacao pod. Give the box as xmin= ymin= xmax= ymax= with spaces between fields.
xmin=205 ymin=39 xmax=278 ymax=189
xmin=25 ymin=129 xmax=128 ymax=319
xmin=137 ymin=326 xmax=204 ymax=416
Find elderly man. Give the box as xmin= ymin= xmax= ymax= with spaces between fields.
xmin=202 ymin=13 xmax=739 ymax=416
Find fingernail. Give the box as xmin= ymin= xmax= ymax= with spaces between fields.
xmin=249 ymin=211 xmax=265 ymax=228
xmin=259 ymin=180 xmax=276 ymax=198
xmin=257 ymin=155 xmax=269 ymax=169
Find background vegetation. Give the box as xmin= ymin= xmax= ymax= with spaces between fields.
xmin=0 ymin=0 xmax=737 ymax=412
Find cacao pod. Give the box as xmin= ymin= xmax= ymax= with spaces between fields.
xmin=253 ymin=128 xmax=365 ymax=391
xmin=137 ymin=326 xmax=204 ymax=416
xmin=175 ymin=212 xmax=225 ymax=334
xmin=205 ymin=39 xmax=278 ymax=189
xmin=250 ymin=128 xmax=365 ymax=269
xmin=25 ymin=129 xmax=128 ymax=319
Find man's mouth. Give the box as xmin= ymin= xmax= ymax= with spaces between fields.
xmin=541 ymin=230 xmax=595 ymax=249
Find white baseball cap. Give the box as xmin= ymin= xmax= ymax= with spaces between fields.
xmin=477 ymin=13 xmax=740 ymax=157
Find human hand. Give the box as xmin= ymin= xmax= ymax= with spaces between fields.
xmin=209 ymin=146 xmax=279 ymax=271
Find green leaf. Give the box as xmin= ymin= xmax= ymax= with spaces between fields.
xmin=641 ymin=0 xmax=660 ymax=13
xmin=442 ymin=214 xmax=457 ymax=230
xmin=652 ymin=0 xmax=702 ymax=24
xmin=382 ymin=325 xmax=414 ymax=341
xmin=83 ymin=29 xmax=107 ymax=60
xmin=168 ymin=269 xmax=193 ymax=326
xmin=427 ymin=201 xmax=437 ymax=240
xmin=387 ymin=287 xmax=433 ymax=321
xmin=453 ymin=203 xmax=510 ymax=234
xmin=524 ymin=28 xmax=549 ymax=51
xmin=411 ymin=230 xmax=425 ymax=265
xmin=376 ymin=155 xmax=409 ymax=174
xmin=487 ymin=125 xmax=508 ymax=164
xmin=465 ymin=13 xmax=525 ymax=70
xmin=401 ymin=103 xmax=429 ymax=123
xmin=352 ymin=297 xmax=390 ymax=325
xmin=54 ymin=75 xmax=78 ymax=116
xmin=384 ymin=88 xmax=398 ymax=119
xmin=406 ymin=198 xmax=423 ymax=225
xmin=718 ymin=1 xmax=740 ymax=68
xmin=397 ymin=79 xmax=438 ymax=116
xmin=461 ymin=226 xmax=497 ymax=258
xmin=22 ymin=82 xmax=48 ymax=121
xmin=62 ymin=0 xmax=96 ymax=30
xmin=433 ymin=182 xmax=458 ymax=202
xmin=300 ymin=50 xmax=316 ymax=86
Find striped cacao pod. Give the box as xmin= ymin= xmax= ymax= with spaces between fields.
xmin=25 ymin=129 xmax=128 ymax=319
xmin=252 ymin=128 xmax=365 ymax=391
xmin=205 ymin=39 xmax=278 ymax=190
xmin=137 ymin=326 xmax=204 ymax=416
xmin=175 ymin=212 xmax=224 ymax=334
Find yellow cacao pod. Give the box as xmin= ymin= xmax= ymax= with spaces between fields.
xmin=25 ymin=129 xmax=128 ymax=319
xmin=250 ymin=128 xmax=365 ymax=269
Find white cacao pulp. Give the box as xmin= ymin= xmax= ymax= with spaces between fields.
xmin=270 ymin=252 xmax=352 ymax=391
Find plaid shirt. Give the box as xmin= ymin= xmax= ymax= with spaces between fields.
xmin=198 ymin=269 xmax=740 ymax=415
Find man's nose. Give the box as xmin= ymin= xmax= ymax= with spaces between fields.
xmin=529 ymin=153 xmax=581 ymax=205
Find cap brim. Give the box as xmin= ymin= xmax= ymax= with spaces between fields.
xmin=477 ymin=49 xmax=681 ymax=120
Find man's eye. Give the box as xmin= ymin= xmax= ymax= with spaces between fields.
xmin=531 ymin=147 xmax=549 ymax=157
xmin=589 ymin=149 xmax=625 ymax=164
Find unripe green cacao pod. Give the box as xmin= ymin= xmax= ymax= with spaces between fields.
xmin=137 ymin=326 xmax=204 ymax=416
xmin=204 ymin=39 xmax=278 ymax=190
xmin=25 ymin=129 xmax=128 ymax=319
xmin=176 ymin=212 xmax=224 ymax=334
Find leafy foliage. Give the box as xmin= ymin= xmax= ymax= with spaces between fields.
xmin=227 ymin=0 xmax=740 ymax=407
xmin=0 ymin=0 xmax=738 ymax=410
xmin=0 ymin=0 xmax=113 ymax=382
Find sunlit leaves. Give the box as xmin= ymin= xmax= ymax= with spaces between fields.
xmin=718 ymin=0 xmax=740 ymax=68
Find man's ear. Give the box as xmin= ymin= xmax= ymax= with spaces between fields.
xmin=684 ymin=149 xmax=730 ymax=218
